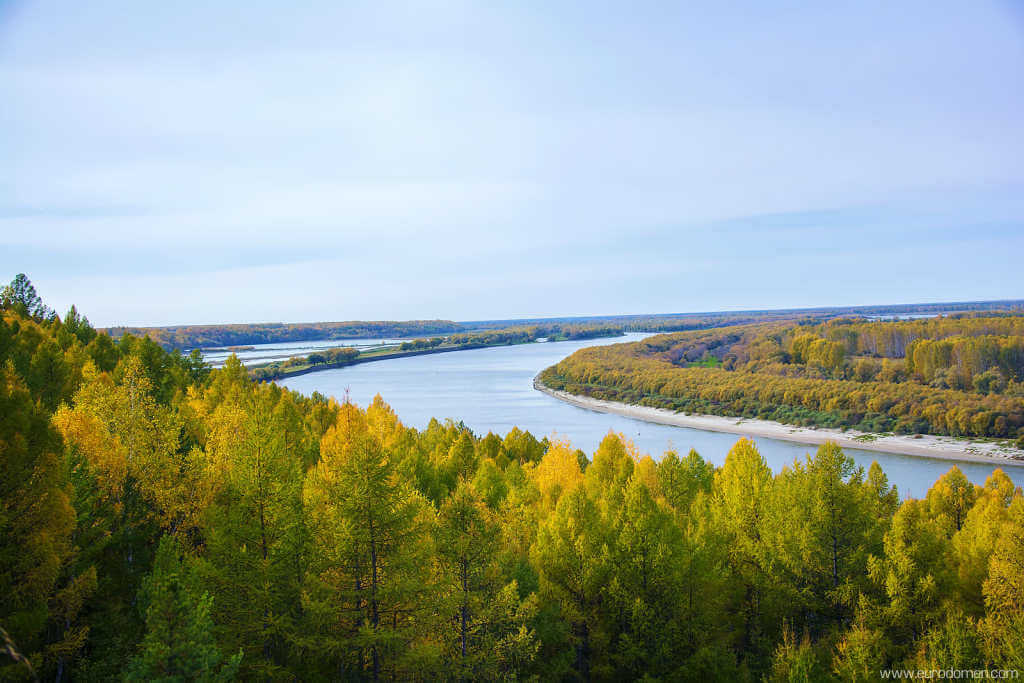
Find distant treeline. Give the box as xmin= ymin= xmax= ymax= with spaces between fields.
xmin=104 ymin=320 xmax=463 ymax=350
xmin=251 ymin=346 xmax=363 ymax=381
xmin=106 ymin=300 xmax=1024 ymax=351
xmin=540 ymin=313 xmax=1024 ymax=442
xmin=249 ymin=323 xmax=630 ymax=382
xmin=462 ymin=299 xmax=1024 ymax=331
xmin=401 ymin=322 xmax=626 ymax=351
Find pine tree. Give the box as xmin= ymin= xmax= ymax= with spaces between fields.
xmin=926 ymin=467 xmax=979 ymax=536
xmin=768 ymin=442 xmax=873 ymax=634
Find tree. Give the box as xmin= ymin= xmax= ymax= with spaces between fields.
xmin=126 ymin=536 xmax=241 ymax=682
xmin=1 ymin=273 xmax=52 ymax=320
xmin=198 ymin=384 xmax=308 ymax=679
xmin=27 ymin=339 xmax=70 ymax=411
xmin=436 ymin=481 xmax=537 ymax=678
xmin=531 ymin=483 xmax=609 ymax=679
xmin=768 ymin=443 xmax=874 ymax=635
xmin=926 ymin=467 xmax=979 ymax=535
xmin=949 ymin=470 xmax=1014 ymax=617
xmin=303 ymin=401 xmax=436 ymax=680
xmin=656 ymin=448 xmax=714 ymax=514
xmin=0 ymin=368 xmax=91 ymax=678
xmin=711 ymin=438 xmax=775 ymax=666
xmin=980 ymin=496 xmax=1024 ymax=669
xmin=859 ymin=499 xmax=950 ymax=664
xmin=52 ymin=357 xmax=183 ymax=678
xmin=603 ymin=477 xmax=690 ymax=679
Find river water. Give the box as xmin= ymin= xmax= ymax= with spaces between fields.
xmin=200 ymin=337 xmax=403 ymax=367
xmin=278 ymin=333 xmax=1024 ymax=498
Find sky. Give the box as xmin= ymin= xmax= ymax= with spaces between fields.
xmin=2 ymin=0 xmax=1023 ymax=327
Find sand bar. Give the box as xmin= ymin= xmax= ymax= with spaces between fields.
xmin=534 ymin=379 xmax=1024 ymax=467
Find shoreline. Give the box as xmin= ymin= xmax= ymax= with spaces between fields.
xmin=534 ymin=379 xmax=1024 ymax=467
xmin=257 ymin=334 xmax=627 ymax=382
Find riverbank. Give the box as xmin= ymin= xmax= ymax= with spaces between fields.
xmin=534 ymin=379 xmax=1024 ymax=466
xmin=260 ymin=344 xmax=499 ymax=381
xmin=258 ymin=334 xmax=627 ymax=381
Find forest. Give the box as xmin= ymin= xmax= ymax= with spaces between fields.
xmin=540 ymin=315 xmax=1024 ymax=445
xmin=103 ymin=300 xmax=1024 ymax=354
xmin=103 ymin=321 xmax=464 ymax=352
xmin=3 ymin=274 xmax=1024 ymax=681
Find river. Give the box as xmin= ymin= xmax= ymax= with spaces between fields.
xmin=276 ymin=333 xmax=1024 ymax=498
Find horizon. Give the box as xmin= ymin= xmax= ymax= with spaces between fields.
xmin=91 ymin=296 xmax=1024 ymax=331
xmin=4 ymin=1 xmax=1024 ymax=326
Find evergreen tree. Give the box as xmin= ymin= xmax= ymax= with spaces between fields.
xmin=1 ymin=273 xmax=52 ymax=320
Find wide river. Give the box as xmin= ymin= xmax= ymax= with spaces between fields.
xmin=278 ymin=333 xmax=1024 ymax=498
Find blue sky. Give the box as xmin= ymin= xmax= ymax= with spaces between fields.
xmin=2 ymin=1 xmax=1023 ymax=326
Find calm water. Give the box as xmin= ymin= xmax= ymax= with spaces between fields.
xmin=279 ymin=333 xmax=1024 ymax=498
xmin=200 ymin=337 xmax=402 ymax=367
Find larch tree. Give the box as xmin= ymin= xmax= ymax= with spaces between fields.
xmin=531 ymin=482 xmax=609 ymax=680
xmin=0 ymin=368 xmax=93 ymax=679
xmin=126 ymin=536 xmax=241 ymax=683
xmin=436 ymin=481 xmax=537 ymax=678
xmin=303 ymin=401 xmax=436 ymax=680
xmin=198 ymin=384 xmax=308 ymax=679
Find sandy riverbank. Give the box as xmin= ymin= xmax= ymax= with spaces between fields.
xmin=534 ymin=380 xmax=1024 ymax=466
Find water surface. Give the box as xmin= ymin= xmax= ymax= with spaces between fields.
xmin=279 ymin=333 xmax=1024 ymax=498
xmin=200 ymin=337 xmax=402 ymax=367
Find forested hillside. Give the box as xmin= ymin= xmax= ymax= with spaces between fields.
xmin=3 ymin=275 xmax=1024 ymax=680
xmin=540 ymin=315 xmax=1024 ymax=444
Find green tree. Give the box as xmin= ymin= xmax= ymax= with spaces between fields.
xmin=303 ymin=403 xmax=436 ymax=680
xmin=711 ymin=438 xmax=775 ymax=667
xmin=980 ymin=496 xmax=1024 ymax=669
xmin=926 ymin=466 xmax=979 ymax=535
xmin=436 ymin=481 xmax=537 ymax=678
xmin=199 ymin=385 xmax=308 ymax=679
xmin=27 ymin=340 xmax=70 ymax=411
xmin=768 ymin=443 xmax=874 ymax=634
xmin=531 ymin=483 xmax=609 ymax=680
xmin=859 ymin=499 xmax=950 ymax=664
xmin=1 ymin=273 xmax=52 ymax=319
xmin=126 ymin=536 xmax=241 ymax=682
xmin=0 ymin=369 xmax=90 ymax=678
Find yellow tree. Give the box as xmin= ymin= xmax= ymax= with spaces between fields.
xmin=198 ymin=383 xmax=308 ymax=679
xmin=980 ymin=496 xmax=1024 ymax=668
xmin=711 ymin=438 xmax=775 ymax=665
xmin=303 ymin=402 xmax=437 ymax=680
xmin=0 ymin=368 xmax=93 ymax=679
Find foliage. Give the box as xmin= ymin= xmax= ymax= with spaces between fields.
xmin=540 ymin=314 xmax=1024 ymax=440
xmin=3 ymin=276 xmax=1024 ymax=680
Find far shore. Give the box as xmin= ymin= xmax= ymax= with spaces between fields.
xmin=257 ymin=333 xmax=628 ymax=382
xmin=534 ymin=379 xmax=1024 ymax=467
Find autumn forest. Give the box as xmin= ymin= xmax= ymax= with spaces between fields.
xmin=2 ymin=275 xmax=1024 ymax=681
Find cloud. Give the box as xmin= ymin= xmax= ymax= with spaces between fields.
xmin=1 ymin=0 xmax=1022 ymax=325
